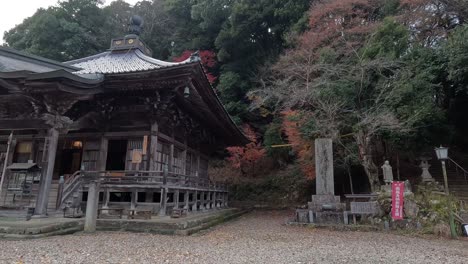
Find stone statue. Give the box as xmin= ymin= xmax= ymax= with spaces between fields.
xmin=419 ymin=158 xmax=435 ymax=182
xmin=404 ymin=180 xmax=413 ymax=194
xmin=381 ymin=160 xmax=393 ymax=184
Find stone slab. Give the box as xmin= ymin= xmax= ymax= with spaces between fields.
xmin=315 ymin=138 xmax=334 ymax=195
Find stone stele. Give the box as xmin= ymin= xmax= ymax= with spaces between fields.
xmin=315 ymin=138 xmax=334 ymax=195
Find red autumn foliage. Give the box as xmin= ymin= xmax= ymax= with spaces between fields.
xmin=226 ymin=125 xmax=266 ymax=176
xmin=302 ymin=0 xmax=380 ymax=58
xmin=173 ymin=50 xmax=218 ymax=84
xmin=282 ymin=110 xmax=316 ymax=179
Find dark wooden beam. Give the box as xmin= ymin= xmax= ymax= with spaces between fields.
xmin=0 ymin=119 xmax=49 ymax=130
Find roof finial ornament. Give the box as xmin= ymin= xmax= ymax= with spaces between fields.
xmin=128 ymin=15 xmax=143 ymax=36
xmin=189 ymin=50 xmax=201 ymax=62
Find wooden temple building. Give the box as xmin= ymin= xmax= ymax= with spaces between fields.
xmin=0 ymin=17 xmax=247 ymax=218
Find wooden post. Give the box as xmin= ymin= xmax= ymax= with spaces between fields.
xmin=34 ymin=128 xmax=59 ymax=216
xmin=97 ymin=137 xmax=108 ymax=171
xmin=149 ymin=122 xmax=158 ymax=171
xmin=130 ymin=189 xmax=137 ymax=210
xmin=158 ymin=165 xmax=168 ymax=216
xmin=174 ymin=189 xmax=180 ymax=209
xmin=169 ymin=144 xmax=174 ymax=172
xmin=102 ymin=188 xmax=110 ymax=210
xmin=200 ymin=191 xmax=205 ymax=211
xmin=97 ymin=137 xmax=108 ymax=212
xmin=0 ymin=132 xmax=13 ymax=200
xmin=192 ymin=190 xmax=198 ymax=211
xmin=184 ymin=190 xmax=189 ymax=210
xmin=84 ymin=180 xmax=100 ymax=232
xmin=211 ymin=191 xmax=216 ymax=209
xmin=216 ymin=192 xmax=221 ymax=208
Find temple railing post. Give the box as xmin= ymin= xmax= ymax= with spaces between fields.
xmin=158 ymin=165 xmax=168 ymax=217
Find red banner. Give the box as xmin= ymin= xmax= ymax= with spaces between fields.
xmin=391 ymin=181 xmax=405 ymax=220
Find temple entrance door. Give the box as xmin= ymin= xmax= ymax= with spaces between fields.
xmin=106 ymin=140 xmax=127 ymax=171
xmin=59 ymin=149 xmax=83 ymax=175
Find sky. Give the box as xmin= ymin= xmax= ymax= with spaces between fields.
xmin=0 ymin=0 xmax=140 ymax=43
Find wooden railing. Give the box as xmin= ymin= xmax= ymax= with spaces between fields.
xmin=83 ymin=170 xmax=227 ymax=191
xmin=59 ymin=169 xmax=227 ymax=209
xmin=448 ymin=157 xmax=468 ymax=184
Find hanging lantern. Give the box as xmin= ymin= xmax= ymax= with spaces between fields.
xmin=434 ymin=146 xmax=448 ymax=160
xmin=184 ymin=86 xmax=190 ymax=98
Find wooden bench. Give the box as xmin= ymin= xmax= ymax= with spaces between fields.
xmin=127 ymin=209 xmax=152 ymax=220
xmin=344 ymin=201 xmax=379 ymax=225
xmin=171 ymin=208 xmax=188 ymax=218
xmin=97 ymin=208 xmax=124 ymax=219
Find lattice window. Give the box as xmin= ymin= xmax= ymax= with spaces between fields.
xmin=126 ymin=139 xmax=148 ymax=171
xmin=172 ymin=147 xmax=183 ymax=174
xmin=81 ymin=140 xmax=100 ymax=171
xmin=155 ymin=141 xmax=170 ymax=171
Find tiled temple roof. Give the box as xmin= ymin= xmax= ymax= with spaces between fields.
xmin=0 ymin=46 xmax=78 ymax=73
xmin=66 ymin=49 xmax=193 ymax=75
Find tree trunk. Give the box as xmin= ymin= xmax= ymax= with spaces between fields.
xmin=355 ymin=131 xmax=380 ymax=193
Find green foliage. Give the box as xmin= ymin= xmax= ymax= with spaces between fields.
xmin=445 ymin=25 xmax=468 ymax=93
xmin=229 ymin=165 xmax=313 ymax=205
xmin=362 ymin=18 xmax=409 ymax=60
xmin=4 ymin=0 xmax=108 ymax=61
xmin=212 ymin=0 xmax=311 ymax=120
xmin=263 ymin=121 xmax=290 ymax=164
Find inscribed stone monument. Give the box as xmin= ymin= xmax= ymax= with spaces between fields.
xmin=305 ymin=138 xmax=346 ymax=224
xmin=315 ymin=138 xmax=334 ymax=195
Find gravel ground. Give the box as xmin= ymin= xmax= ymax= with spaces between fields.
xmin=0 ymin=211 xmax=467 ymax=264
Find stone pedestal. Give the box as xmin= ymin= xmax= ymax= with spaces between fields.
xmin=307 ymin=195 xmax=345 ymax=224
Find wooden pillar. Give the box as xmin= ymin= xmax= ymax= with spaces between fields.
xmin=84 ymin=180 xmax=100 ymax=232
xmin=169 ymin=143 xmax=174 ymax=172
xmin=221 ymin=193 xmax=226 ymax=208
xmin=6 ymin=139 xmax=17 ymax=166
xmin=158 ymin=187 xmax=167 ymax=216
xmin=102 ymin=188 xmax=110 ymax=209
xmin=174 ymin=189 xmax=180 ymax=209
xmin=211 ymin=191 xmax=216 ymax=209
xmin=97 ymin=137 xmax=108 ymax=171
xmin=216 ymin=192 xmax=221 ymax=208
xmin=200 ymin=191 xmax=205 ymax=211
xmin=158 ymin=166 xmax=168 ymax=216
xmin=192 ymin=190 xmax=198 ymax=211
xmin=206 ymin=192 xmax=210 ymax=209
xmin=130 ymin=189 xmax=137 ymax=210
xmin=184 ymin=190 xmax=189 ymax=210
xmin=34 ymin=128 xmax=59 ymax=216
xmin=149 ymin=122 xmax=158 ymax=171
xmin=98 ymin=137 xmax=108 ymax=210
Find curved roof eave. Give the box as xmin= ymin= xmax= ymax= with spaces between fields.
xmin=191 ymin=62 xmax=250 ymax=145
xmin=0 ymin=69 xmax=104 ymax=85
